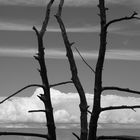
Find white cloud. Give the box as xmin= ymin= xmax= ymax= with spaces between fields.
xmin=0 ymin=48 xmax=65 ymax=59
xmin=0 ymin=87 xmax=140 ymax=125
xmin=1 ymin=48 xmax=140 ymax=61
xmin=0 ymin=21 xmax=121 ymax=33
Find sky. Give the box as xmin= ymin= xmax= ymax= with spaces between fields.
xmin=1 ymin=0 xmax=140 ymax=124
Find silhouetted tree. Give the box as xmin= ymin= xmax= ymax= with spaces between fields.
xmin=55 ymin=1 xmax=88 ymax=140
xmin=88 ymin=0 xmax=140 ymax=140
xmin=1 ymin=0 xmax=140 ymax=140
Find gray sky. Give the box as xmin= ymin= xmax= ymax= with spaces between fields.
xmin=0 ymin=0 xmax=140 ymax=96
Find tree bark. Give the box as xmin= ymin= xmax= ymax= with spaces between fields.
xmin=88 ymin=0 xmax=107 ymax=140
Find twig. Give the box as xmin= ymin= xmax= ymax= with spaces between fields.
xmin=72 ymin=132 xmax=80 ymax=140
xmin=50 ymin=80 xmax=73 ymax=87
xmin=106 ymin=11 xmax=140 ymax=29
xmin=97 ymin=135 xmax=140 ymax=140
xmin=102 ymin=86 xmax=140 ymax=95
xmin=0 ymin=132 xmax=48 ymax=139
xmin=0 ymin=84 xmax=44 ymax=104
xmin=74 ymin=47 xmax=95 ymax=73
xmin=28 ymin=110 xmax=46 ymax=113
xmin=87 ymin=110 xmax=92 ymax=114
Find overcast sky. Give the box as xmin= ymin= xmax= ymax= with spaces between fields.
xmin=1 ymin=0 xmax=140 ymax=124
xmin=0 ymin=0 xmax=139 ymax=96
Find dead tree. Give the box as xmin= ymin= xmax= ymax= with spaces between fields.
xmin=1 ymin=0 xmax=140 ymax=140
xmin=55 ymin=1 xmax=88 ymax=140
xmin=32 ymin=0 xmax=56 ymax=140
xmin=0 ymin=0 xmax=72 ymax=140
xmin=88 ymin=0 xmax=140 ymax=140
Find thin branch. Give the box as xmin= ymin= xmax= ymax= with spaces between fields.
xmin=101 ymin=105 xmax=140 ymax=112
xmin=56 ymin=0 xmax=64 ymax=17
xmin=102 ymin=86 xmax=140 ymax=95
xmin=40 ymin=0 xmax=54 ymax=37
xmin=28 ymin=110 xmax=46 ymax=113
xmin=50 ymin=80 xmax=73 ymax=88
xmin=74 ymin=47 xmax=95 ymax=73
xmin=87 ymin=110 xmax=92 ymax=114
xmin=97 ymin=135 xmax=140 ymax=140
xmin=106 ymin=11 xmax=140 ymax=29
xmin=0 ymin=132 xmax=48 ymax=139
xmin=72 ymin=132 xmax=80 ymax=140
xmin=33 ymin=26 xmax=39 ymax=36
xmin=0 ymin=84 xmax=44 ymax=104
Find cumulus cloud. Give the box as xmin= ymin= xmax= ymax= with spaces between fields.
xmin=0 ymin=88 xmax=140 ymax=124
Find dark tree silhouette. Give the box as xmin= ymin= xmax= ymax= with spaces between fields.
xmin=55 ymin=0 xmax=88 ymax=140
xmin=88 ymin=0 xmax=140 ymax=140
xmin=1 ymin=0 xmax=140 ymax=140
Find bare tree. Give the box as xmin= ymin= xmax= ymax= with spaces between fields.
xmin=0 ymin=0 xmax=72 ymax=140
xmin=88 ymin=0 xmax=140 ymax=140
xmin=1 ymin=0 xmax=140 ymax=140
xmin=55 ymin=1 xmax=89 ymax=140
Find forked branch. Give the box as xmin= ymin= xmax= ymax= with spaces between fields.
xmin=106 ymin=11 xmax=140 ymax=29
xmin=102 ymin=86 xmax=140 ymax=95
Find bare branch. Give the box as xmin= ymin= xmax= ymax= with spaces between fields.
xmin=101 ymin=105 xmax=140 ymax=112
xmin=106 ymin=11 xmax=140 ymax=29
xmin=87 ymin=110 xmax=92 ymax=114
xmin=28 ymin=110 xmax=46 ymax=113
xmin=0 ymin=84 xmax=44 ymax=104
xmin=74 ymin=47 xmax=95 ymax=73
xmin=0 ymin=132 xmax=48 ymax=139
xmin=40 ymin=0 xmax=54 ymax=37
xmin=32 ymin=26 xmax=39 ymax=36
xmin=97 ymin=135 xmax=140 ymax=140
xmin=72 ymin=132 xmax=80 ymax=140
xmin=50 ymin=80 xmax=73 ymax=87
xmin=102 ymin=86 xmax=140 ymax=95
xmin=56 ymin=0 xmax=64 ymax=17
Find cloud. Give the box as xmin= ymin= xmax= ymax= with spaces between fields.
xmin=0 ymin=48 xmax=65 ymax=59
xmin=0 ymin=87 xmax=140 ymax=125
xmin=1 ymin=48 xmax=140 ymax=61
xmin=0 ymin=21 xmax=121 ymax=33
xmin=100 ymin=95 xmax=140 ymax=124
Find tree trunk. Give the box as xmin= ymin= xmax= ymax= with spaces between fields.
xmin=88 ymin=0 xmax=107 ymax=139
xmin=34 ymin=34 xmax=56 ymax=140
xmin=55 ymin=1 xmax=88 ymax=140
